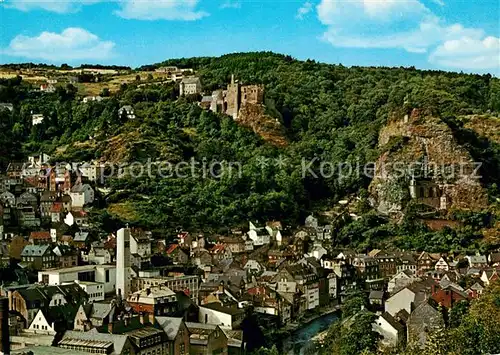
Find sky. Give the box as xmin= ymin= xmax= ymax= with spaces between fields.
xmin=0 ymin=0 xmax=499 ymax=74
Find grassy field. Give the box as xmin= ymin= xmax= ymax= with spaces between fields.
xmin=0 ymin=68 xmax=172 ymax=95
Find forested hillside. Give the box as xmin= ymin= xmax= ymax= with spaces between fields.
xmin=1 ymin=52 xmax=500 ymax=251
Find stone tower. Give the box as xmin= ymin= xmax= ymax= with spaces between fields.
xmin=226 ymin=74 xmax=240 ymax=119
xmin=116 ymin=227 xmax=131 ymax=298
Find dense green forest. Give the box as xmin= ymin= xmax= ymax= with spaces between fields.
xmin=1 ymin=52 xmax=500 ymax=251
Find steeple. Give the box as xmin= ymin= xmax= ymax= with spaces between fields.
xmin=231 ymin=74 xmax=235 ymax=84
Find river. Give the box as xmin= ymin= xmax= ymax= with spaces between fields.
xmin=281 ymin=312 xmax=339 ymax=355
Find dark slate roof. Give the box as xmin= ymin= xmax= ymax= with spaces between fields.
xmin=369 ymin=290 xmax=384 ymax=300
xmin=381 ymin=312 xmax=405 ymax=333
xmin=21 ymin=244 xmax=51 ymax=257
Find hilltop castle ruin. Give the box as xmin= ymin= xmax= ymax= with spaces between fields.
xmin=203 ymin=75 xmax=264 ymax=119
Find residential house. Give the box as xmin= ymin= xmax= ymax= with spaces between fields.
xmin=431 ymin=284 xmax=469 ymax=308
xmin=156 ymin=316 xmax=191 ymax=355
xmin=435 ymin=257 xmax=450 ymax=271
xmin=85 ymin=243 xmax=113 ymax=264
xmin=353 ymin=255 xmax=383 ymax=290
xmin=243 ymin=259 xmax=265 ymax=275
xmin=417 ymin=252 xmax=441 ymax=274
xmin=186 ymin=322 xmax=228 ymax=355
xmin=307 ymin=244 xmax=327 ymax=260
xmin=9 ymin=235 xmax=29 ymax=260
xmin=118 ymin=105 xmax=136 ymax=119
xmin=166 ymin=244 xmax=189 ymax=265
xmin=53 ymin=245 xmax=78 ymax=268
xmin=74 ymin=231 xmax=90 ymax=247
xmin=82 ymin=95 xmax=103 ymax=103
xmin=69 ymin=183 xmax=94 ymax=208
xmin=32 ymin=113 xmax=45 ymax=125
xmin=127 ymin=286 xmax=178 ymax=316
xmin=489 ymin=252 xmax=500 ymax=266
xmin=199 ymin=303 xmax=244 ymax=330
xmin=209 ymin=243 xmax=233 ymax=262
xmin=387 ymin=270 xmax=418 ymax=294
xmin=374 ymin=252 xmax=397 ymax=279
xmin=28 ymin=305 xmax=77 ymax=335
xmin=480 ymin=268 xmax=499 ymax=287
xmin=369 ymin=290 xmax=384 ymax=307
xmin=406 ymin=301 xmax=445 ymax=348
xmin=385 ymin=279 xmax=436 ymax=317
xmin=21 ymin=244 xmax=57 ymax=270
xmin=218 ymin=237 xmax=246 ymax=254
xmin=247 ymin=222 xmax=271 ymax=246
xmin=372 ymin=312 xmax=405 ymax=348
xmin=129 ymin=228 xmax=152 ymax=257
xmin=64 ymin=210 xmax=89 ymax=227
xmin=466 ymin=254 xmax=488 ymax=268
xmin=8 ymin=283 xmax=88 ymax=327
xmin=73 ymin=302 xmax=117 ymax=331
xmin=179 ymin=77 xmax=202 ymax=96
xmin=0 ymin=103 xmax=13 ymax=112
xmin=465 ymin=282 xmax=485 ymax=299
xmin=29 ymin=231 xmax=52 ymax=245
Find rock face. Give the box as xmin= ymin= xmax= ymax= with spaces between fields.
xmin=370 ymin=109 xmax=488 ymax=215
xmin=236 ymin=103 xmax=287 ymax=147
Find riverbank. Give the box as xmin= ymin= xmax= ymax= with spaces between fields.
xmin=282 ymin=304 xmax=341 ymax=333
xmin=263 ymin=305 xmax=341 ymax=354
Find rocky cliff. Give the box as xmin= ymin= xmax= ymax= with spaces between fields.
xmin=370 ymin=109 xmax=488 ymax=216
xmin=236 ymin=103 xmax=287 ymax=147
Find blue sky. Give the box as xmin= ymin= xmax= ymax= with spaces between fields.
xmin=1 ymin=0 xmax=499 ymax=74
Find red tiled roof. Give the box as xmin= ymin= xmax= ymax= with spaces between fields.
xmin=210 ymin=244 xmax=225 ymax=254
xmin=70 ymin=210 xmax=87 ymax=218
xmin=30 ymin=231 xmax=51 ymax=240
xmin=166 ymin=244 xmax=179 ymax=254
xmin=51 ymin=202 xmax=63 ymax=213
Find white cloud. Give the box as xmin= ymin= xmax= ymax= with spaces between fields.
xmin=316 ymin=0 xmax=497 ymax=71
xmin=429 ymin=36 xmax=500 ymax=69
xmin=220 ymin=0 xmax=241 ymax=9
xmin=321 ymin=18 xmax=484 ymax=54
xmin=4 ymin=0 xmax=101 ymax=13
xmin=296 ymin=1 xmax=313 ymax=20
xmin=115 ymin=0 xmax=208 ymax=21
xmin=430 ymin=0 xmax=445 ymax=6
xmin=5 ymin=28 xmax=115 ymax=62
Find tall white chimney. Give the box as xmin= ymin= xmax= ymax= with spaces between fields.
xmin=116 ymin=227 xmax=131 ymax=298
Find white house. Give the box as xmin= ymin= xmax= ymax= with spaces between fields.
xmin=75 ymin=280 xmax=105 ymax=302
xmin=118 ymin=105 xmax=135 ymax=119
xmin=247 ymin=223 xmax=271 ymax=246
xmin=69 ymin=183 xmax=94 ymax=208
xmin=387 ymin=270 xmax=417 ymax=294
xmin=64 ymin=210 xmax=89 ymax=227
xmin=308 ymin=244 xmax=327 ymax=260
xmin=243 ymin=259 xmax=265 ymax=274
xmin=32 ymin=113 xmax=45 ymax=125
xmin=385 ymin=287 xmax=420 ymax=316
xmin=180 ymin=77 xmax=202 ymax=96
xmin=435 ymin=257 xmax=449 ymax=271
xmin=78 ymin=162 xmax=103 ymax=182
xmin=130 ymin=229 xmax=152 ymax=257
xmin=305 ymin=215 xmax=318 ymax=228
xmin=199 ymin=303 xmax=244 ymax=330
xmin=82 ymin=95 xmax=103 ymax=103
xmin=28 ymin=309 xmax=57 ymax=335
xmin=38 ymin=264 xmax=116 ymax=294
xmin=372 ymin=312 xmax=405 ymax=348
